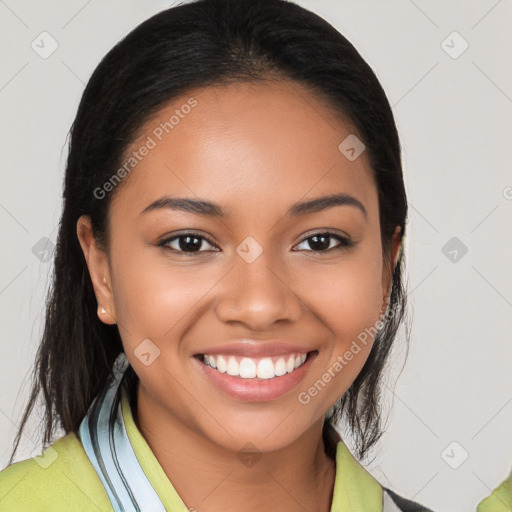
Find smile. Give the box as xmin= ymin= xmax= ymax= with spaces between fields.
xmin=200 ymin=352 xmax=308 ymax=379
xmin=193 ymin=351 xmax=318 ymax=402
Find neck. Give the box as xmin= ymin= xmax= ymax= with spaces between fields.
xmin=134 ymin=382 xmax=337 ymax=512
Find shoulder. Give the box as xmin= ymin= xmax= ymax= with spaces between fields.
xmin=476 ymin=469 xmax=512 ymax=511
xmin=0 ymin=432 xmax=112 ymax=512
xmin=383 ymin=487 xmax=436 ymax=512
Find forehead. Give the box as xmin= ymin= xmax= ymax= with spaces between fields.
xmin=110 ymin=80 xmax=377 ymax=222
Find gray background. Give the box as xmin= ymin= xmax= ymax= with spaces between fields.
xmin=1 ymin=1 xmax=511 ymax=511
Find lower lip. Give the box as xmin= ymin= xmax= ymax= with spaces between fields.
xmin=193 ymin=352 xmax=318 ymax=402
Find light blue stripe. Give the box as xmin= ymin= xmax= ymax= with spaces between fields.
xmin=78 ymin=352 xmax=166 ymax=512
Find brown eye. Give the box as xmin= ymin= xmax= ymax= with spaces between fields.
xmin=158 ymin=232 xmax=219 ymax=254
xmin=294 ymin=232 xmax=355 ymax=253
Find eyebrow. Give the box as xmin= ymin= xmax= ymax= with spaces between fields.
xmin=140 ymin=193 xmax=368 ymax=220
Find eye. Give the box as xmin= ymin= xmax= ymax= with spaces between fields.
xmin=293 ymin=231 xmax=355 ymax=253
xmin=158 ymin=232 xmax=219 ymax=254
xmin=157 ymin=230 xmax=355 ymax=255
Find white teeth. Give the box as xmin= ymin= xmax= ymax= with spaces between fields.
xmin=257 ymin=358 xmax=275 ymax=379
xmin=274 ymin=358 xmax=287 ymax=376
xmin=226 ymin=356 xmax=239 ymax=376
xmin=201 ymin=352 xmax=309 ymax=379
xmin=239 ymin=358 xmax=257 ymax=378
xmin=286 ymin=355 xmax=295 ymax=373
xmin=216 ymin=355 xmax=227 ymax=373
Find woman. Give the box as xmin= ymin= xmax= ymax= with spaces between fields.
xmin=0 ymin=0 xmax=439 ymax=510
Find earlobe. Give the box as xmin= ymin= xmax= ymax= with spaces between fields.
xmin=76 ymin=215 xmax=117 ymax=325
xmin=98 ymin=304 xmax=117 ymax=324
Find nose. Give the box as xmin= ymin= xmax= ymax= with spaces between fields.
xmin=214 ymin=247 xmax=303 ymax=330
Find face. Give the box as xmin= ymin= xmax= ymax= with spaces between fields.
xmin=78 ymin=79 xmax=401 ymax=454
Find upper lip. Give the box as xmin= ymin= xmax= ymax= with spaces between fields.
xmin=194 ymin=341 xmax=315 ymax=358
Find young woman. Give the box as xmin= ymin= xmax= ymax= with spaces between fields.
xmin=0 ymin=0 xmax=444 ymax=510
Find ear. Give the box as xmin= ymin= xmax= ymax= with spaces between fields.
xmin=76 ymin=215 xmax=117 ymax=325
xmin=381 ymin=225 xmax=402 ymax=306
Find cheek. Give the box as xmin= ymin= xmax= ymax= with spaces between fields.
xmin=297 ymin=250 xmax=384 ymax=385
xmin=299 ymin=255 xmax=384 ymax=337
xmin=111 ymin=247 xmax=221 ymax=344
xmin=111 ymin=233 xmax=384 ymax=361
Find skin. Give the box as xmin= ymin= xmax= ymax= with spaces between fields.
xmin=77 ymin=79 xmax=401 ymax=512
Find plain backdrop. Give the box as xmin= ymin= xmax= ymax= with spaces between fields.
xmin=0 ymin=1 xmax=511 ymax=511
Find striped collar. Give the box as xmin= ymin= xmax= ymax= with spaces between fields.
xmin=78 ymin=352 xmax=386 ymax=511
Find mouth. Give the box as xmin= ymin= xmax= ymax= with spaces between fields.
xmin=193 ymin=350 xmax=318 ymax=402
xmin=195 ymin=352 xmax=313 ymax=379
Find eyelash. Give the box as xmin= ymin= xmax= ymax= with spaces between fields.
xmin=157 ymin=231 xmax=355 ymax=255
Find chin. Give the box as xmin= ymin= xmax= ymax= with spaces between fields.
xmin=195 ymin=413 xmax=312 ymax=456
